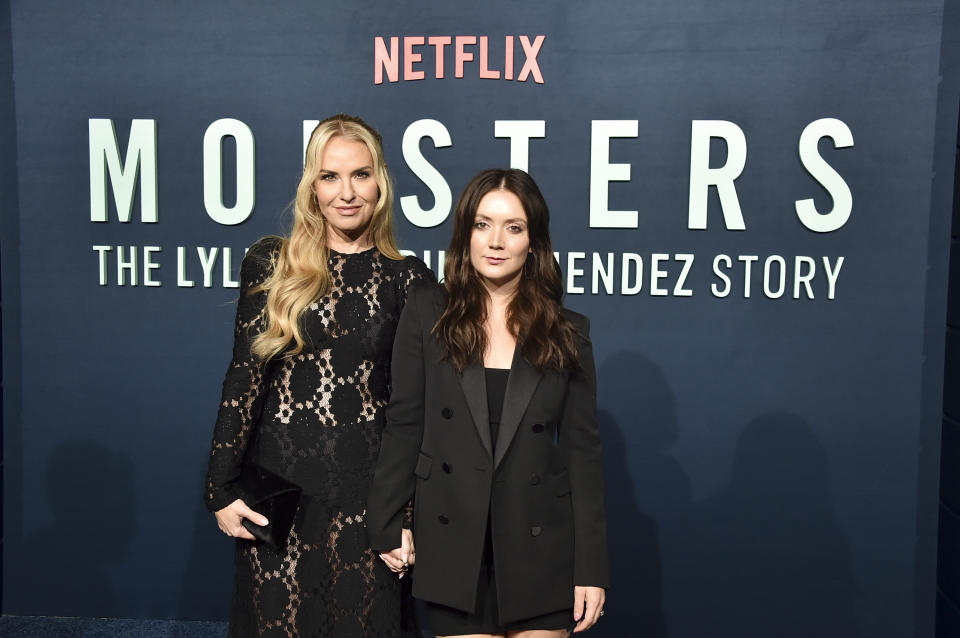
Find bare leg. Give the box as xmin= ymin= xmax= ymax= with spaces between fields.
xmin=438 ymin=627 xmax=567 ymax=637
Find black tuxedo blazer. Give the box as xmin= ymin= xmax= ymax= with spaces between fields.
xmin=367 ymin=283 xmax=609 ymax=623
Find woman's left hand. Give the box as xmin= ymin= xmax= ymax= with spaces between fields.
xmin=572 ymin=585 xmax=605 ymax=633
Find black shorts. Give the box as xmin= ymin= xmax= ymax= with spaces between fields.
xmin=423 ymin=560 xmax=573 ymax=635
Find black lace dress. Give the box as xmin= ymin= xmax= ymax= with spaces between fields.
xmin=205 ymin=238 xmax=434 ymax=637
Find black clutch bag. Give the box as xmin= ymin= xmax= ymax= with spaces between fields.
xmin=235 ymin=463 xmax=302 ymax=550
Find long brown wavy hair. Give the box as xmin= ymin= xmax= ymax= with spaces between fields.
xmin=251 ymin=114 xmax=402 ymax=361
xmin=435 ymin=168 xmax=581 ymax=373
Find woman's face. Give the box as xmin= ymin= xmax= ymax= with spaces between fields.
xmin=312 ymin=136 xmax=379 ymax=248
xmin=469 ymin=189 xmax=530 ymax=291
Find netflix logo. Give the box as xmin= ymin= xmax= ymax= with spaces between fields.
xmin=374 ymin=35 xmax=545 ymax=84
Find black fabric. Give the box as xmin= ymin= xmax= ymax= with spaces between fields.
xmin=205 ymin=238 xmax=434 ymax=637
xmin=484 ymin=367 xmax=509 ymax=448
xmin=424 ymin=562 xmax=573 ymax=635
xmin=235 ymin=463 xmax=301 ymax=549
xmin=367 ymin=283 xmax=609 ymax=623
xmin=425 ymin=367 xmax=571 ymax=634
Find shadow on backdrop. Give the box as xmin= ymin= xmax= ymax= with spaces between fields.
xmin=19 ymin=440 xmax=137 ymax=616
xmin=678 ymin=413 xmax=860 ymax=637
xmin=594 ymin=351 xmax=691 ymax=637
xmin=177 ymin=459 xmax=234 ymax=620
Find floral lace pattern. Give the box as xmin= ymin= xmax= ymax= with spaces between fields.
xmin=205 ymin=239 xmax=433 ymax=637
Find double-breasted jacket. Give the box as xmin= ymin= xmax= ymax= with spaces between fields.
xmin=367 ymin=283 xmax=609 ymax=623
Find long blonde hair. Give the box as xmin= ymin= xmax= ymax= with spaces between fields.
xmin=251 ymin=114 xmax=403 ymax=361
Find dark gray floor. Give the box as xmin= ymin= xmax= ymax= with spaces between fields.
xmin=0 ymin=616 xmax=228 ymax=637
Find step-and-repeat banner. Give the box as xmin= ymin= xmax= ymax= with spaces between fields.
xmin=2 ymin=2 xmax=955 ymax=636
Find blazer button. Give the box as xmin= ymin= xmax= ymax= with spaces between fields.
xmin=442 ymin=407 xmax=453 ymax=419
xmin=531 ymin=525 xmax=542 ymax=537
xmin=532 ymin=423 xmax=544 ymax=433
xmin=442 ymin=462 xmax=453 ymax=474
xmin=438 ymin=514 xmax=449 ymax=525
xmin=530 ymin=473 xmax=541 ymax=485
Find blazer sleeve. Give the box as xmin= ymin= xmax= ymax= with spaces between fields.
xmin=367 ymin=283 xmax=429 ymax=550
xmin=559 ymin=316 xmax=611 ymax=587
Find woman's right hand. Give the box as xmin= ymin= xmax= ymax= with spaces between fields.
xmin=214 ymin=499 xmax=269 ymax=541
xmin=378 ymin=528 xmax=416 ymax=578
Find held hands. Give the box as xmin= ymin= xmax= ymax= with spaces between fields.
xmin=214 ymin=498 xmax=269 ymax=541
xmin=378 ymin=528 xmax=416 ymax=579
xmin=573 ymin=585 xmax=606 ymax=633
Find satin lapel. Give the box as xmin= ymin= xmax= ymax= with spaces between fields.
xmin=459 ymin=363 xmax=493 ymax=460
xmin=494 ymin=351 xmax=543 ymax=470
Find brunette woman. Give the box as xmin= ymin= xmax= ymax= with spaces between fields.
xmin=368 ymin=169 xmax=609 ymax=636
xmin=205 ymin=114 xmax=432 ymax=637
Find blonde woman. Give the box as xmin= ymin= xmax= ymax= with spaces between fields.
xmin=205 ymin=114 xmax=433 ymax=637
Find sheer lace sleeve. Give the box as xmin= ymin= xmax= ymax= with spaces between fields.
xmin=397 ymin=256 xmax=436 ymax=306
xmin=204 ymin=238 xmax=280 ymax=512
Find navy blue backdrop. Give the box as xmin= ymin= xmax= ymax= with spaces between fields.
xmin=1 ymin=2 xmax=957 ymax=636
